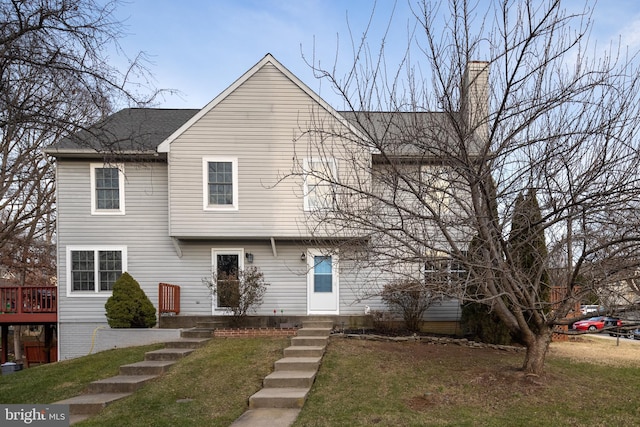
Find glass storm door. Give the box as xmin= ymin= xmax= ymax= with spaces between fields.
xmin=307 ymin=250 xmax=339 ymax=314
xmin=212 ymin=250 xmax=243 ymax=312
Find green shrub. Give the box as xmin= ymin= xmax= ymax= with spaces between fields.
xmin=461 ymin=300 xmax=514 ymax=345
xmin=105 ymin=272 xmax=157 ymax=328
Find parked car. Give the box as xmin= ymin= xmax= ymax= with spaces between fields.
xmin=572 ymin=316 xmax=622 ymax=332
xmin=633 ymin=328 xmax=640 ymax=340
xmin=580 ymin=304 xmax=605 ymax=315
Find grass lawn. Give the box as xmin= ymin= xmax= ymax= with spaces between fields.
xmin=295 ymin=336 xmax=640 ymax=426
xmin=1 ymin=335 xmax=639 ymax=426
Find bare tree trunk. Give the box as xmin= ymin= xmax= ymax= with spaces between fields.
xmin=521 ymin=328 xmax=553 ymax=375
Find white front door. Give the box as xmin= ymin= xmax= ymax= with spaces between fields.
xmin=307 ymin=249 xmax=339 ymax=314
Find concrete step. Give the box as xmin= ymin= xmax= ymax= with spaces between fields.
xmin=120 ymin=360 xmax=175 ymax=376
xmin=283 ymin=345 xmax=325 ymax=358
xmin=290 ymin=336 xmax=329 ymax=347
xmin=195 ymin=320 xmax=229 ymax=329
xmin=296 ymin=328 xmax=331 ymax=337
xmin=302 ymin=320 xmax=334 ymax=329
xmin=180 ymin=328 xmax=214 ymax=339
xmin=263 ymin=370 xmax=316 ymax=388
xmin=144 ymin=348 xmax=194 ymax=361
xmin=230 ymin=408 xmax=301 ymax=427
xmin=249 ymin=387 xmax=310 ymax=409
xmin=163 ymin=337 xmax=210 ymax=349
xmin=274 ymin=357 xmax=321 ymax=372
xmin=86 ymin=375 xmax=157 ymax=394
xmin=55 ymin=392 xmax=131 ymax=415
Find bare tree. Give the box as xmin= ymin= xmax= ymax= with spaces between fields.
xmin=297 ymin=0 xmax=640 ymax=374
xmin=0 ymin=0 xmax=157 ymax=260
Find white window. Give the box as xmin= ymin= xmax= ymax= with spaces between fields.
xmin=211 ymin=249 xmax=244 ymax=310
xmin=313 ymin=255 xmax=334 ymax=292
xmin=304 ymin=158 xmax=337 ymax=211
xmin=421 ymin=166 xmax=451 ymax=212
xmin=203 ymin=157 xmax=238 ymax=210
xmin=90 ymin=163 xmax=125 ymax=215
xmin=424 ymin=257 xmax=467 ymax=285
xmin=66 ymin=246 xmax=127 ymax=295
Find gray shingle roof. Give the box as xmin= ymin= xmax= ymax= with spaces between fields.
xmin=47 ymin=107 xmax=458 ymax=159
xmin=47 ymin=108 xmax=199 ymax=156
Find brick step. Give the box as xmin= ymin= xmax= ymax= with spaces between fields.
xmin=163 ymin=337 xmax=210 ymax=349
xmin=290 ymin=336 xmax=329 ymax=347
xmin=120 ymin=360 xmax=175 ymax=376
xmin=283 ymin=345 xmax=325 ymax=358
xmin=296 ymin=328 xmax=331 ymax=337
xmin=144 ymin=347 xmax=194 ymax=361
xmin=249 ymin=387 xmax=310 ymax=409
xmin=274 ymin=357 xmax=321 ymax=372
xmin=86 ymin=375 xmax=157 ymax=394
xmin=263 ymin=370 xmax=316 ymax=388
xmin=55 ymin=392 xmax=132 ymax=415
xmin=180 ymin=328 xmax=214 ymax=339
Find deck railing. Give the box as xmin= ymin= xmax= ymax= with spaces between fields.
xmin=159 ymin=283 xmax=180 ymax=315
xmin=0 ymin=286 xmax=57 ymax=315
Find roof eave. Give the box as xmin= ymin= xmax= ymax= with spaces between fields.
xmin=43 ymin=147 xmax=165 ymax=160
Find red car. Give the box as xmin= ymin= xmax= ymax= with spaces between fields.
xmin=572 ymin=316 xmax=622 ymax=332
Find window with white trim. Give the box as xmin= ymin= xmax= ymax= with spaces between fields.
xmin=90 ymin=163 xmax=125 ymax=215
xmin=421 ymin=166 xmax=451 ymax=212
xmin=203 ymin=157 xmax=238 ymax=210
xmin=424 ymin=256 xmax=467 ymax=285
xmin=304 ymin=158 xmax=337 ymax=211
xmin=313 ymin=255 xmax=334 ymax=292
xmin=67 ymin=246 xmax=127 ymax=294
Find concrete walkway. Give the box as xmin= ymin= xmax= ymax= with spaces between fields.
xmin=230 ymin=319 xmax=333 ymax=427
xmin=54 ymin=319 xmax=333 ymax=426
xmin=54 ymin=327 xmax=215 ymax=425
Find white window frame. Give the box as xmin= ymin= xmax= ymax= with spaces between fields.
xmin=420 ymin=165 xmax=451 ymax=211
xmin=211 ymin=248 xmax=245 ymax=313
xmin=203 ymin=157 xmax=239 ymax=211
xmin=90 ymin=163 xmax=125 ymax=215
xmin=303 ymin=157 xmax=337 ymax=211
xmin=66 ymin=245 xmax=127 ymax=297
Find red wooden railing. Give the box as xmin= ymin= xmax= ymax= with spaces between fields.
xmin=159 ymin=283 xmax=180 ymax=315
xmin=0 ymin=286 xmax=57 ymax=316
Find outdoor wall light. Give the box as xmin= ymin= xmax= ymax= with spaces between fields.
xmin=300 ymin=252 xmax=306 ymax=261
xmin=245 ymin=252 xmax=254 ymax=263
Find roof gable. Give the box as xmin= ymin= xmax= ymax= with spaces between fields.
xmin=157 ymin=53 xmax=366 ymax=153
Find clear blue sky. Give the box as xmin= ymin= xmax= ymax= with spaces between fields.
xmin=111 ymin=0 xmax=640 ymax=109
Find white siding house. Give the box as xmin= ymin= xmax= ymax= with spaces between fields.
xmin=46 ymin=54 xmax=474 ymax=359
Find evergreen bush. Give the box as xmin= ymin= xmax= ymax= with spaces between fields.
xmin=105 ymin=272 xmax=157 ymax=328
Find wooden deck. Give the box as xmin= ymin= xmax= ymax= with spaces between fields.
xmin=0 ymin=286 xmax=57 ymax=324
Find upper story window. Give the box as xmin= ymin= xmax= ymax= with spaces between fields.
xmin=67 ymin=246 xmax=127 ymax=296
xmin=421 ymin=166 xmax=452 ymax=214
xmin=304 ymin=158 xmax=337 ymax=211
xmin=90 ymin=163 xmax=125 ymax=215
xmin=203 ymin=157 xmax=238 ymax=210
